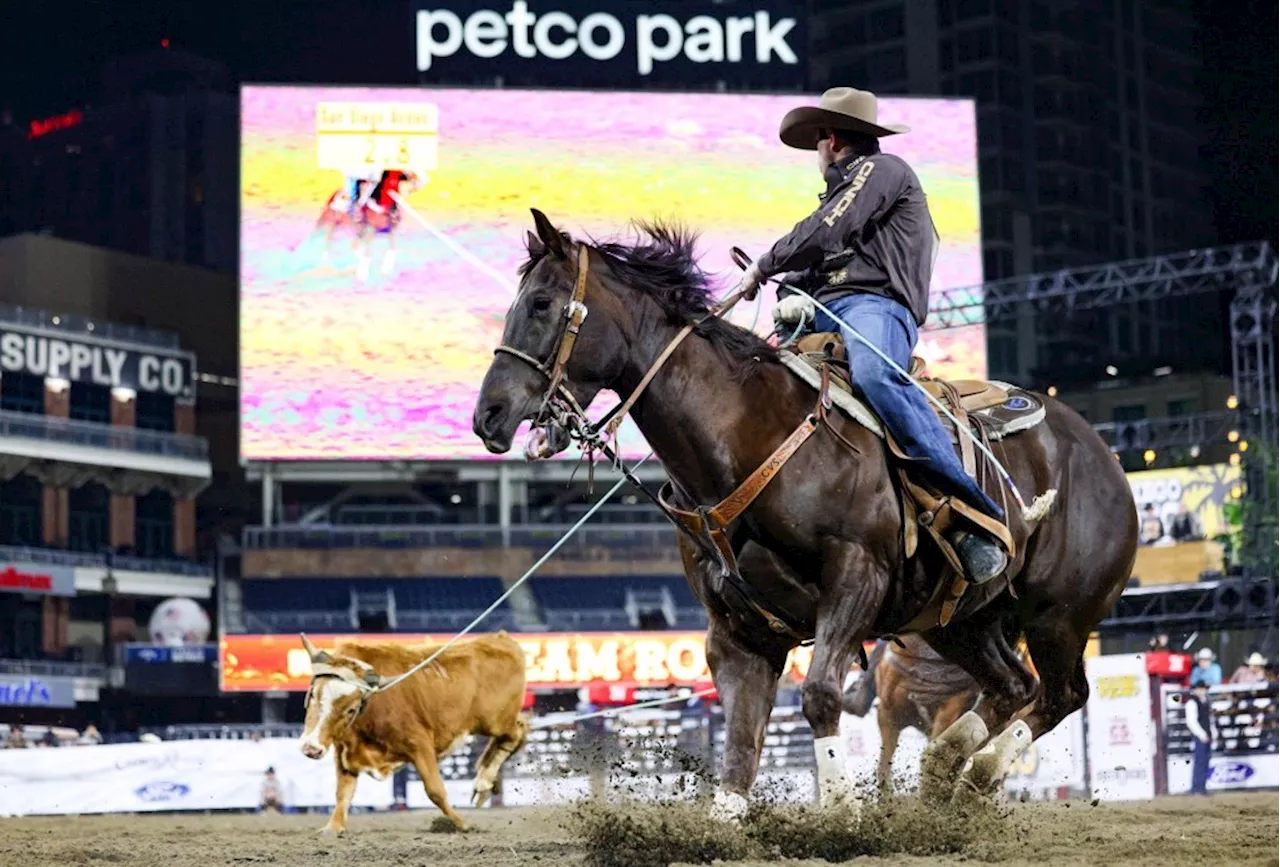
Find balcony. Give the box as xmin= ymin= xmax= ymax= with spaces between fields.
xmin=0 ymin=409 xmax=210 ymax=497
xmin=0 ymin=544 xmax=214 ymax=598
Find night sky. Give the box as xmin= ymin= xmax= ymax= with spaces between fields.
xmin=1 ymin=0 xmax=1275 ymax=245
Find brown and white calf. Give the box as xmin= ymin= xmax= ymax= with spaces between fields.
xmin=298 ymin=632 xmax=528 ymax=833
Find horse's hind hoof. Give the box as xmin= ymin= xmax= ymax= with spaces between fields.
xmin=920 ymin=711 xmax=988 ymax=807
xmin=708 ymin=789 xmax=749 ymax=824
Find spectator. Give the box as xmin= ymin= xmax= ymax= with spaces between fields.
xmin=1169 ymin=504 xmax=1202 ymax=542
xmin=1190 ymin=649 xmax=1223 ymax=687
xmin=1139 ymin=504 xmax=1164 ymax=545
xmin=1148 ymin=633 xmax=1171 ymax=651
xmin=1228 ymin=652 xmax=1270 ymax=685
xmin=1185 ymin=681 xmax=1216 ymax=796
xmin=260 ymin=767 xmax=284 ymax=814
xmin=38 ymin=730 xmax=58 ymax=748
xmin=5 ymin=726 xmax=28 ymax=749
xmin=77 ymin=724 xmax=102 ymax=746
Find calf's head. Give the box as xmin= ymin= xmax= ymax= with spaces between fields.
xmin=298 ymin=634 xmax=383 ymax=759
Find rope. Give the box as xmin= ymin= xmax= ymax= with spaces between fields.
xmin=530 ymin=687 xmax=718 ymax=730
xmin=373 ymin=452 xmax=653 ymax=695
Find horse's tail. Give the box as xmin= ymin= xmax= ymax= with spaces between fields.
xmin=842 ymin=640 xmax=888 ymax=717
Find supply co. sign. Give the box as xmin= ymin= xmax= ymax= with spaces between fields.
xmin=414 ymin=0 xmax=806 ymax=87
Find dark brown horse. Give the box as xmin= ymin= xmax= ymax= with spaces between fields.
xmin=843 ymin=635 xmax=1036 ymax=793
xmin=473 ymin=212 xmax=1136 ymax=819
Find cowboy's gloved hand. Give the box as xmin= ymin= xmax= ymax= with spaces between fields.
xmin=736 ymin=263 xmax=764 ymax=301
xmin=773 ymin=294 xmax=815 ymax=326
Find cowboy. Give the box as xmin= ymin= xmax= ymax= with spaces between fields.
xmin=736 ymin=87 xmax=1008 ymax=585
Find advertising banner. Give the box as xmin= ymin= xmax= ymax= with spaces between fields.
xmin=0 ymin=325 xmax=195 ymax=401
xmin=221 ymin=631 xmax=816 ymax=692
xmin=838 ymin=694 xmax=1085 ymax=796
xmin=0 ymin=738 xmax=393 ymax=817
xmin=0 ymin=561 xmax=76 ymax=597
xmin=124 ymin=644 xmax=218 ymax=664
xmin=239 ymin=85 xmax=984 ymax=462
xmin=1165 ymin=753 xmax=1280 ymax=794
xmin=1126 ymin=463 xmax=1240 ymax=540
xmin=1085 ymin=653 xmax=1156 ymax=801
xmin=412 ymin=0 xmax=807 ymax=89
xmin=0 ymin=675 xmax=78 ymax=709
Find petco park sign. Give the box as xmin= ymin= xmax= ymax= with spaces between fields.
xmin=413 ymin=0 xmax=806 ymax=87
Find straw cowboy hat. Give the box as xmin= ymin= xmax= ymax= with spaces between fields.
xmin=1247 ymin=652 xmax=1268 ymax=666
xmin=779 ymin=87 xmax=911 ymax=150
xmin=1196 ymin=648 xmax=1215 ymax=661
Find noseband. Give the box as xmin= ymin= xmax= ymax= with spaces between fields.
xmin=493 ymin=244 xmax=594 ymax=434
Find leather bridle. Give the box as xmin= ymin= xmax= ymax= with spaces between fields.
xmin=492 ymin=243 xmax=751 ymax=455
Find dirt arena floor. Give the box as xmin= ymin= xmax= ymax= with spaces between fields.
xmin=4 ymin=791 xmax=1275 ymax=867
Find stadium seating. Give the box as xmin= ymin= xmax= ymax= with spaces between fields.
xmin=236 ymin=575 xmax=707 ymax=634
xmin=528 ymin=576 xmax=705 ymax=630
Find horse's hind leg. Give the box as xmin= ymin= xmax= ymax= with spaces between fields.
xmin=917 ymin=616 xmax=1039 ymax=807
xmin=1017 ymin=618 xmax=1092 ymax=741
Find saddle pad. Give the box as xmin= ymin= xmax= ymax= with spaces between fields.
xmin=779 ymin=352 xmax=1045 ymax=443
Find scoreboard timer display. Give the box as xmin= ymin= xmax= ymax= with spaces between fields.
xmin=315 ymin=102 xmax=439 ymax=174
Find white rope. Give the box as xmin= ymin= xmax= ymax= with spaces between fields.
xmin=785 ymin=286 xmax=1031 ymax=514
xmin=373 ymin=452 xmax=653 ymax=694
xmin=389 ymin=191 xmax=519 ymax=295
xmin=530 ymin=687 xmax=718 ymax=730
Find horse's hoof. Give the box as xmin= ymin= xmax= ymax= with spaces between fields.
xmin=818 ymin=782 xmax=863 ymax=819
xmin=920 ymin=711 xmax=988 ymax=807
xmin=318 ymin=826 xmax=344 ymax=837
xmin=708 ymin=789 xmax=749 ymax=824
xmin=951 ymin=720 xmax=1031 ymax=811
xmin=472 ymin=783 xmax=494 ymax=807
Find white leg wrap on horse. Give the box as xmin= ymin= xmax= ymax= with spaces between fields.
xmin=709 ymin=788 xmax=749 ymax=823
xmin=813 ymin=736 xmax=858 ymax=810
xmin=956 ymin=720 xmax=1033 ymax=801
xmin=920 ymin=710 xmax=989 ymax=806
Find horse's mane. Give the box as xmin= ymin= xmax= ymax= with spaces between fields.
xmin=521 ymin=221 xmax=777 ymax=379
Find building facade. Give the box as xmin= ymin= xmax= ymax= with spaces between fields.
xmin=809 ymin=0 xmax=1220 ymax=384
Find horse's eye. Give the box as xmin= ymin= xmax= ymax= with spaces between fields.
xmin=532 ymin=296 xmax=552 ymax=313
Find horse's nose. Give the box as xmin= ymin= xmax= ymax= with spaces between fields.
xmin=474 ymin=402 xmax=505 ymax=440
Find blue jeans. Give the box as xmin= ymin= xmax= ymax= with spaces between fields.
xmin=1191 ymin=737 xmax=1212 ymax=794
xmin=813 ymin=293 xmax=1005 ymax=521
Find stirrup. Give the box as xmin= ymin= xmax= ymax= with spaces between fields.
xmin=948 ymin=529 xmax=1008 ymax=585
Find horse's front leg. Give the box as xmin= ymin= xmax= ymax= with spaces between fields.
xmin=802 ymin=540 xmax=886 ymax=815
xmin=706 ymin=614 xmax=787 ymax=823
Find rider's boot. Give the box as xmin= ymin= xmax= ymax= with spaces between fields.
xmin=946 ymin=528 xmax=1008 ymax=585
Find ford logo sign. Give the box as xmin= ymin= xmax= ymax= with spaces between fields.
xmin=135 ymin=782 xmax=191 ymax=802
xmin=1209 ymin=762 xmax=1253 ymax=785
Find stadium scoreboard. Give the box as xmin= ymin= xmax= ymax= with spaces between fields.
xmin=315 ymin=102 xmax=439 ymax=173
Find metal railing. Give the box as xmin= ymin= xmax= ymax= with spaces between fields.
xmin=0 ymin=544 xmax=212 ymax=577
xmin=0 ymin=301 xmax=180 ymax=348
xmin=242 ymin=523 xmax=679 ymax=552
xmin=0 ymin=658 xmax=107 ymax=679
xmin=0 ymin=409 xmax=209 ymax=460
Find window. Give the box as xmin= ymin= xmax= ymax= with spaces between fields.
xmin=1167 ymin=398 xmax=1196 ymax=417
xmin=1113 ymin=404 xmax=1146 ymax=423
xmin=0 ymin=474 xmax=41 ymax=546
xmin=0 ymin=372 xmax=45 ymax=415
xmin=956 ymin=28 xmax=993 ymax=64
xmin=70 ymin=381 xmax=110 ymax=423
xmin=867 ymin=6 xmax=904 ymax=40
xmin=136 ymin=391 xmax=175 ymax=432
xmin=983 ymin=247 xmax=1015 ymax=279
xmin=136 ymin=489 xmax=175 ymax=558
xmin=69 ymin=483 xmax=110 ymax=553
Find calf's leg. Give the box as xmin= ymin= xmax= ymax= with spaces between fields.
xmin=322 ymin=755 xmax=359 ymax=835
xmin=473 ymin=716 xmax=529 ymax=806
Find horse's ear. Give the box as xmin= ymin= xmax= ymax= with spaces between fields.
xmin=530 ymin=208 xmax=565 ymax=259
xmin=525 ymin=230 xmax=544 ymax=256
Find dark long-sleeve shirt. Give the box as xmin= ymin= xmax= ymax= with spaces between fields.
xmin=755 ymin=152 xmax=939 ymax=326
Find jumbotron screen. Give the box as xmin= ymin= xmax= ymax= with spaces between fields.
xmin=239 ymin=85 xmax=983 ymax=462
